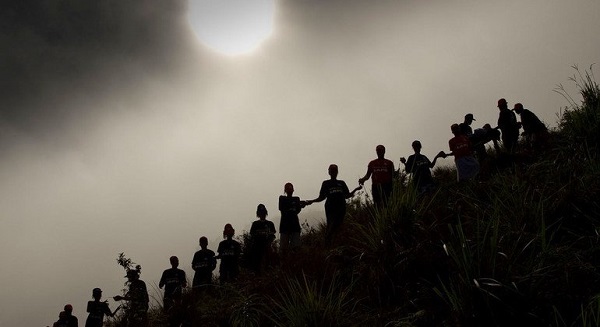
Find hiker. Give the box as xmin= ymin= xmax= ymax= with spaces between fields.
xmin=63 ymin=304 xmax=78 ymax=327
xmin=53 ymin=311 xmax=69 ymax=327
xmin=159 ymin=256 xmax=187 ymax=315
xmin=216 ymin=223 xmax=242 ymax=284
xmin=113 ymin=268 xmax=149 ymax=327
xmin=442 ymin=123 xmax=480 ymax=182
xmin=358 ymin=145 xmax=395 ymax=206
xmin=306 ymin=164 xmax=362 ymax=243
xmin=470 ymin=123 xmax=501 ymax=179
xmin=459 ymin=113 xmax=476 ymax=136
xmin=249 ymin=204 xmax=277 ymax=273
xmin=191 ymin=236 xmax=217 ymax=288
xmin=400 ymin=140 xmax=444 ymax=195
xmin=495 ymin=98 xmax=520 ymax=153
xmin=278 ymin=182 xmax=306 ymax=252
xmin=85 ymin=288 xmax=119 ymax=327
xmin=514 ymin=103 xmax=549 ymax=150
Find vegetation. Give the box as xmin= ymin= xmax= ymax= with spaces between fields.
xmin=109 ymin=66 xmax=600 ymax=326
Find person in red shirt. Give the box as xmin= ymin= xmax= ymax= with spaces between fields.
xmin=443 ymin=124 xmax=480 ymax=182
xmin=359 ymin=145 xmax=395 ymax=206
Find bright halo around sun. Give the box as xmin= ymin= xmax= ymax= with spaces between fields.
xmin=188 ymin=0 xmax=275 ymax=56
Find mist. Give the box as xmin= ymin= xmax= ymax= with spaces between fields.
xmin=1 ymin=0 xmax=600 ymax=325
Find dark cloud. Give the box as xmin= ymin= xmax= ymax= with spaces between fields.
xmin=0 ymin=0 xmax=190 ymax=134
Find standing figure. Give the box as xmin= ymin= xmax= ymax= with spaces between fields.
xmin=249 ymin=204 xmax=277 ymax=273
xmin=113 ymin=269 xmax=149 ymax=327
xmin=459 ymin=113 xmax=476 ymax=136
xmin=217 ymin=224 xmax=242 ymax=284
xmin=444 ymin=124 xmax=480 ymax=182
xmin=496 ymin=98 xmax=520 ymax=153
xmin=358 ymin=145 xmax=395 ymax=206
xmin=279 ymin=182 xmax=306 ymax=252
xmin=513 ymin=103 xmax=549 ymax=150
xmin=191 ymin=236 xmax=217 ymax=288
xmin=63 ymin=304 xmax=78 ymax=327
xmin=306 ymin=164 xmax=361 ymax=244
xmin=400 ymin=140 xmax=443 ymax=195
xmin=85 ymin=288 xmax=119 ymax=327
xmin=158 ymin=256 xmax=187 ymax=315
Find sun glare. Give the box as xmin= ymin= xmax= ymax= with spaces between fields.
xmin=188 ymin=0 xmax=275 ymax=56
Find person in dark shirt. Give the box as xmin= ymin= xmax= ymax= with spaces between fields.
xmin=359 ymin=145 xmax=395 ymax=207
xmin=192 ymin=236 xmax=217 ymax=288
xmin=279 ymin=182 xmax=306 ymax=253
xmin=249 ymin=204 xmax=277 ymax=273
xmin=217 ymin=223 xmax=242 ymax=284
xmin=85 ymin=288 xmax=119 ymax=327
xmin=514 ymin=103 xmax=549 ymax=150
xmin=496 ymin=98 xmax=520 ymax=153
xmin=459 ymin=113 xmax=475 ymax=136
xmin=53 ymin=311 xmax=69 ymax=327
xmin=113 ymin=269 xmax=149 ymax=327
xmin=400 ymin=140 xmax=443 ymax=195
xmin=159 ymin=256 xmax=187 ymax=313
xmin=306 ymin=164 xmax=361 ymax=244
xmin=63 ymin=304 xmax=78 ymax=327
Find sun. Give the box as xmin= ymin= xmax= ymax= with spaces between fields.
xmin=187 ymin=0 xmax=275 ymax=56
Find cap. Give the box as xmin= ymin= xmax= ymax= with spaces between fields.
xmin=92 ymin=288 xmax=102 ymax=295
xmin=465 ymin=113 xmax=476 ymax=121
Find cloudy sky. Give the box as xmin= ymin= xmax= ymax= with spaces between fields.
xmin=1 ymin=0 xmax=599 ymax=325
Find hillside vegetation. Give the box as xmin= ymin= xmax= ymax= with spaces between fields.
xmin=110 ymin=66 xmax=600 ymax=327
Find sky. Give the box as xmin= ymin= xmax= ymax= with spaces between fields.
xmin=1 ymin=0 xmax=599 ymax=325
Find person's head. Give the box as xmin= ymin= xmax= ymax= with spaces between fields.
xmin=284 ymin=182 xmax=294 ymax=196
xmin=64 ymin=304 xmax=73 ymax=315
xmin=92 ymin=288 xmax=103 ymax=300
xmin=375 ymin=145 xmax=386 ymax=158
xmin=451 ymin=123 xmax=461 ymax=135
xmin=126 ymin=269 xmax=139 ymax=281
xmin=169 ymin=256 xmax=179 ymax=268
xmin=328 ymin=164 xmax=338 ymax=179
xmin=256 ymin=204 xmax=268 ymax=219
xmin=59 ymin=311 xmax=67 ymax=320
xmin=223 ymin=223 xmax=235 ymax=238
xmin=513 ymin=103 xmax=524 ymax=114
xmin=497 ymin=98 xmax=508 ymax=110
xmin=411 ymin=140 xmax=422 ymax=153
xmin=464 ymin=113 xmax=475 ymax=125
xmin=199 ymin=236 xmax=208 ymax=248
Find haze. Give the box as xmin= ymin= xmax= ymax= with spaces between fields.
xmin=1 ymin=0 xmax=599 ymax=325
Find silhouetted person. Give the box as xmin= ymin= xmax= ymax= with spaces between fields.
xmin=359 ymin=145 xmax=395 ymax=206
xmin=192 ymin=236 xmax=217 ymax=288
xmin=113 ymin=269 xmax=149 ymax=327
xmin=496 ymin=98 xmax=520 ymax=153
xmin=471 ymin=123 xmax=501 ymax=159
xmin=400 ymin=140 xmax=444 ymax=195
xmin=459 ymin=113 xmax=475 ymax=136
xmin=217 ymin=223 xmax=242 ymax=284
xmin=279 ymin=182 xmax=306 ymax=253
xmin=53 ymin=311 xmax=69 ymax=327
xmin=249 ymin=204 xmax=276 ymax=273
xmin=159 ymin=256 xmax=187 ymax=317
xmin=514 ymin=103 xmax=549 ymax=150
xmin=63 ymin=304 xmax=78 ymax=327
xmin=85 ymin=288 xmax=119 ymax=327
xmin=443 ymin=123 xmax=480 ymax=182
xmin=306 ymin=164 xmax=361 ymax=244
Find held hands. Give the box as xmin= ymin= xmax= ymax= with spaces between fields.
xmin=436 ymin=151 xmax=447 ymax=159
xmin=399 ymin=157 xmax=406 ymax=164
xmin=113 ymin=295 xmax=124 ymax=301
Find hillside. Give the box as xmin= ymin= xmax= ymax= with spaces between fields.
xmin=107 ymin=67 xmax=600 ymax=327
